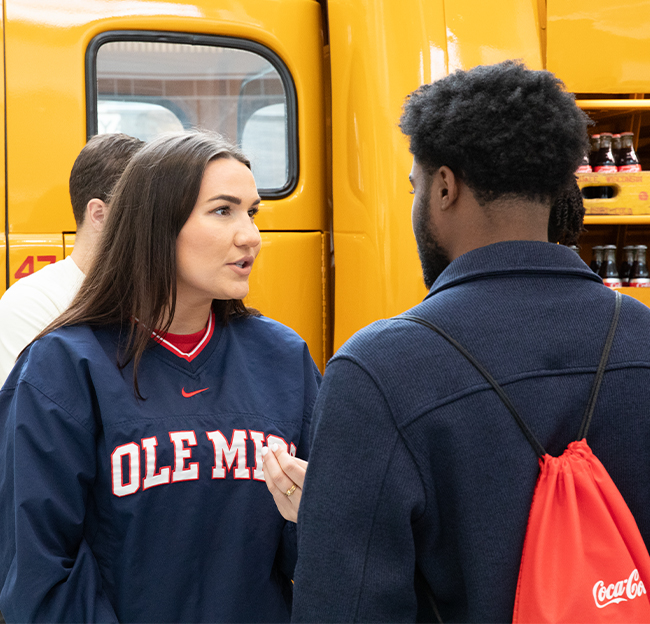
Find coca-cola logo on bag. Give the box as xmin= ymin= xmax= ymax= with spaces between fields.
xmin=593 ymin=569 xmax=647 ymax=609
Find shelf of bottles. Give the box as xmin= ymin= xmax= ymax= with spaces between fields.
xmin=573 ymin=98 xmax=650 ymax=304
xmin=577 ymin=98 xmax=650 ymax=222
xmin=568 ymin=243 xmax=650 ymax=304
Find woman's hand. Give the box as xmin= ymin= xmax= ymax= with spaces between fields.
xmin=262 ymin=444 xmax=307 ymax=523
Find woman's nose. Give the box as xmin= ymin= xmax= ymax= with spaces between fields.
xmin=235 ymin=216 xmax=262 ymax=249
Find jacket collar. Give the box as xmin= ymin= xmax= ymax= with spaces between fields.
xmin=425 ymin=241 xmax=602 ymax=299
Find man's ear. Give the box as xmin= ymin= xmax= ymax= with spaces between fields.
xmin=435 ymin=166 xmax=459 ymax=210
xmin=86 ymin=198 xmax=108 ymax=232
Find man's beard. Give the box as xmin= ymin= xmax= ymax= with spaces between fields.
xmin=413 ymin=193 xmax=451 ymax=290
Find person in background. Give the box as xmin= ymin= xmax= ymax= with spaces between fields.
xmin=0 ymin=130 xmax=320 ymax=622
xmin=548 ymin=176 xmax=585 ymax=246
xmin=286 ymin=61 xmax=650 ymax=622
xmin=0 ymin=133 xmax=144 ymax=386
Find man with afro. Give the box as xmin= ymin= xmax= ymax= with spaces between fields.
xmin=290 ymin=61 xmax=650 ymax=622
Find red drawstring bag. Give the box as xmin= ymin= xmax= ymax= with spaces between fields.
xmin=400 ymin=291 xmax=650 ymax=623
xmin=513 ymin=439 xmax=650 ymax=622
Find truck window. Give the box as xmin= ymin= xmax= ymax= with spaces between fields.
xmin=97 ymin=100 xmax=184 ymax=139
xmin=241 ymin=103 xmax=287 ymax=189
xmin=87 ymin=34 xmax=297 ymax=196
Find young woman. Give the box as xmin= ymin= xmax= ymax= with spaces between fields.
xmin=0 ymin=131 xmax=321 ymax=623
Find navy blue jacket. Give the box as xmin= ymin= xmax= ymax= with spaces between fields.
xmin=292 ymin=241 xmax=650 ymax=623
xmin=0 ymin=314 xmax=321 ymax=623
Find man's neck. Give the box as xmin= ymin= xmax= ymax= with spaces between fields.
xmin=69 ymin=229 xmax=95 ymax=275
xmin=447 ymin=198 xmax=551 ymax=261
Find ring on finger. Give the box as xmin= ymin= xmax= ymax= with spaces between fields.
xmin=285 ymin=484 xmax=297 ymax=497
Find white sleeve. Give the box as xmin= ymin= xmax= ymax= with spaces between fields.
xmin=0 ymin=284 xmax=62 ymax=386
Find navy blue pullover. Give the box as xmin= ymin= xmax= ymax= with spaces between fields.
xmin=0 ymin=314 xmax=321 ymax=623
xmin=292 ymin=241 xmax=650 ymax=623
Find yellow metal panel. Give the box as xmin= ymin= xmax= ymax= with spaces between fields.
xmin=5 ymin=0 xmax=326 ymax=235
xmin=579 ymin=172 xmax=650 ymax=216
xmin=585 ymin=216 xmax=650 ymax=225
xmin=577 ymin=100 xmax=650 ymax=112
xmin=547 ymin=0 xmax=650 ymax=93
xmin=444 ymin=0 xmax=543 ymax=73
xmin=245 ymin=231 xmax=327 ymax=371
xmin=328 ymin=0 xmax=446 ymax=350
xmin=0 ymin=239 xmax=6 ymax=296
xmin=334 ymin=232 xmax=428 ymax=340
xmin=618 ymin=288 xmax=650 ymax=309
xmin=0 ymin=5 xmax=5 ymax=293
xmin=7 ymin=234 xmax=63 ymax=287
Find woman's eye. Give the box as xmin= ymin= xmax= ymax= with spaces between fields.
xmin=248 ymin=207 xmax=259 ymax=220
xmin=214 ymin=207 xmax=230 ymax=216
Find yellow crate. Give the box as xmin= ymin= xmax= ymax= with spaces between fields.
xmin=616 ymin=287 xmax=650 ymax=309
xmin=578 ymin=171 xmax=650 ymax=217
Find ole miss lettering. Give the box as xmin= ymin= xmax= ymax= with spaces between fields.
xmin=111 ymin=429 xmax=297 ymax=497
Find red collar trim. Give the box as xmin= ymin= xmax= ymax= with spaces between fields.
xmin=151 ymin=311 xmax=215 ymax=362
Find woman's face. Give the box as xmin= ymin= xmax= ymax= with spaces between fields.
xmin=176 ymin=157 xmax=262 ymax=306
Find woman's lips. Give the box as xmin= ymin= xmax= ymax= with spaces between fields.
xmin=228 ymin=256 xmax=255 ymax=276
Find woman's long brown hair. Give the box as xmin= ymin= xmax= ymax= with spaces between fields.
xmin=32 ymin=130 xmax=257 ymax=398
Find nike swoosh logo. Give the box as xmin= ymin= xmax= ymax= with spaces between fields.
xmin=181 ymin=387 xmax=209 ymax=398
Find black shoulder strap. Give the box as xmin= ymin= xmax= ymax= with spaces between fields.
xmin=576 ymin=290 xmax=622 ymax=440
xmin=393 ymin=290 xmax=622 ymax=458
xmin=395 ymin=314 xmax=547 ymax=458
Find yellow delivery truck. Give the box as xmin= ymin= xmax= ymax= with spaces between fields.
xmin=1 ymin=0 xmax=649 ymax=368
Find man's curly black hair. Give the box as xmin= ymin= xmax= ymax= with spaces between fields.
xmin=399 ymin=61 xmax=591 ymax=207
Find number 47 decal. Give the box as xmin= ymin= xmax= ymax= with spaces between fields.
xmin=14 ymin=255 xmax=57 ymax=280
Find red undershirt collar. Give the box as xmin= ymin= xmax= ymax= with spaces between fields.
xmin=151 ymin=311 xmax=215 ymax=362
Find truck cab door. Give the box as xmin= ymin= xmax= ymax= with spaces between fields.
xmin=4 ymin=0 xmax=328 ymax=367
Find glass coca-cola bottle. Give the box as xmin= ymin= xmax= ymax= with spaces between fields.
xmin=618 ymin=132 xmax=642 ymax=172
xmin=598 ymin=245 xmax=622 ymax=288
xmin=630 ymin=245 xmax=650 ymax=287
xmin=590 ymin=246 xmax=604 ymax=274
xmin=589 ymin=134 xmax=600 ymax=168
xmin=593 ymin=133 xmax=617 ymax=173
xmin=612 ymin=134 xmax=622 ymax=166
xmin=619 ymin=245 xmax=636 ymax=287
xmin=576 ymin=152 xmax=592 ymax=173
